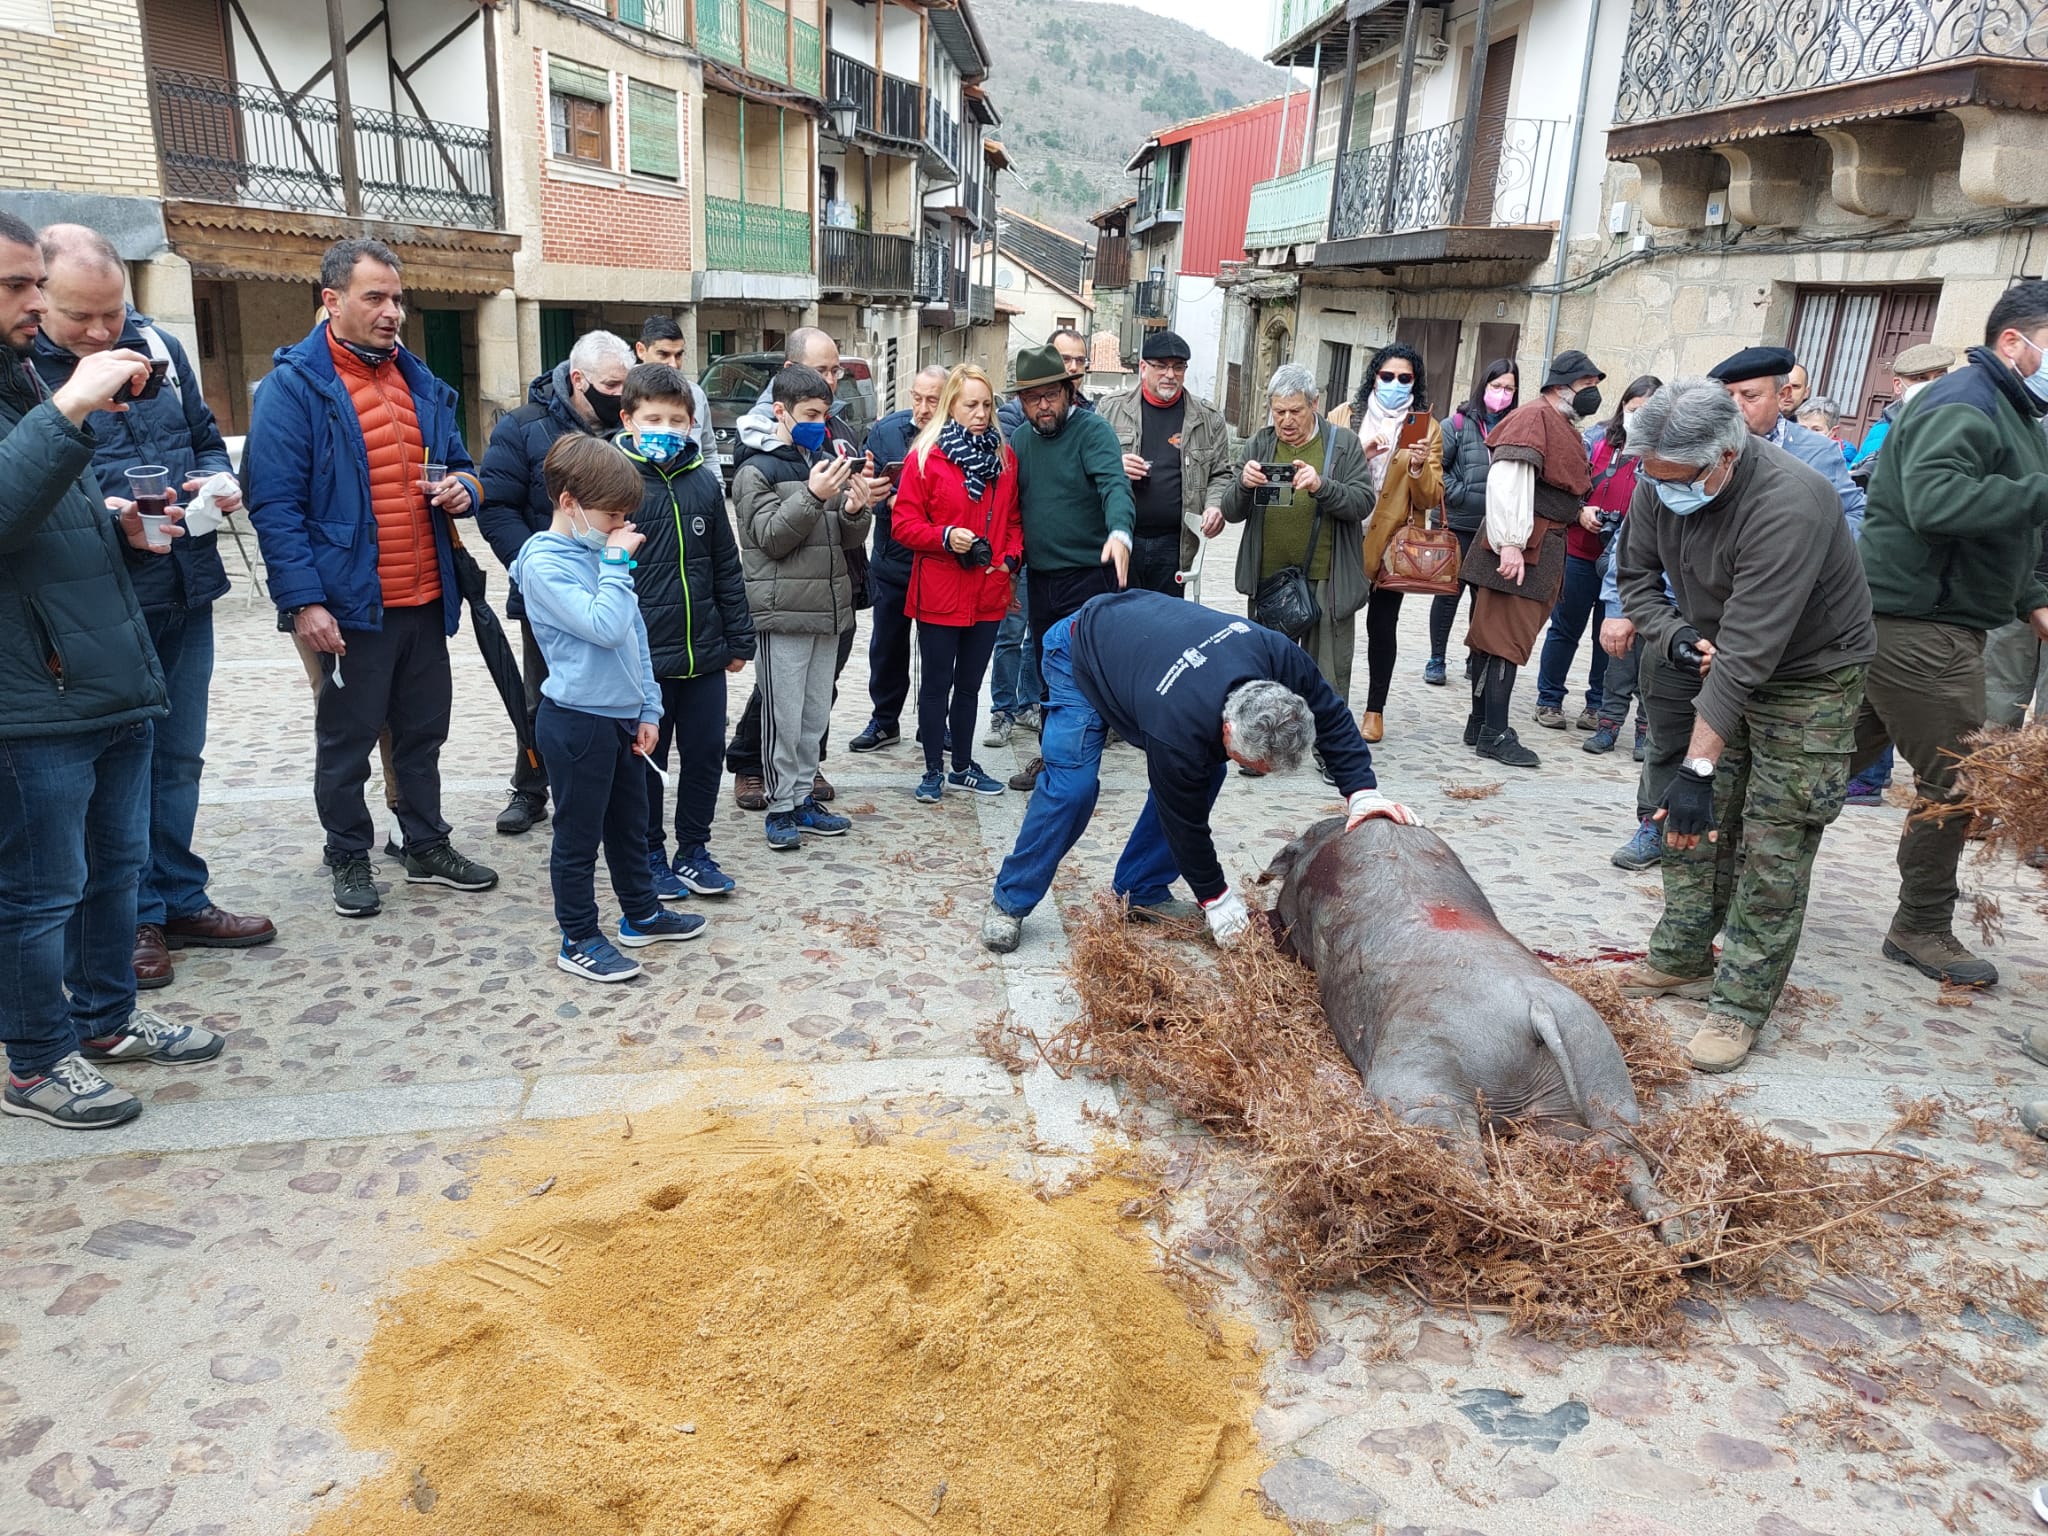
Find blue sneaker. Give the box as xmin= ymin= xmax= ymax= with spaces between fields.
xmin=765 ymin=810 xmax=802 ymax=851
xmin=673 ymin=845 xmax=735 ymax=896
xmin=1423 ymin=655 xmax=1447 ymax=687
xmin=1611 ymin=818 xmax=1663 ymax=871
xmin=793 ymin=797 xmax=851 ymax=837
xmin=557 ymin=934 xmax=641 ymax=983
xmin=915 ymin=770 xmax=945 ymax=803
xmin=618 ymin=909 xmax=706 ymax=947
xmin=1844 ymin=773 xmax=1889 ymax=807
xmin=947 ymin=763 xmax=1005 ymax=796
xmin=646 ymin=849 xmax=686 ymax=901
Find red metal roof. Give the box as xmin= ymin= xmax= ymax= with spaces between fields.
xmin=1146 ymin=95 xmax=1292 ymax=278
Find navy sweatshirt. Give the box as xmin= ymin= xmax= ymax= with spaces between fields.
xmin=1067 ymin=590 xmax=1376 ymax=902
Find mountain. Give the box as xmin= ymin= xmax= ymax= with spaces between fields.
xmin=976 ymin=0 xmax=1296 ymax=239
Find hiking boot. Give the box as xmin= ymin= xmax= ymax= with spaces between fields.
xmin=983 ymin=711 xmax=1015 ymax=748
xmin=401 ymin=842 xmax=499 ymax=892
xmin=82 ymin=1008 xmax=224 ymax=1066
xmin=495 ymin=790 xmax=547 ymax=835
xmin=1533 ymin=705 xmax=1567 ymax=730
xmin=916 ymin=770 xmax=945 ymax=804
xmin=557 ymin=934 xmax=640 ymax=983
xmin=1009 ymin=755 xmax=1043 ymax=792
xmin=1617 ymin=962 xmax=1714 ymax=1000
xmin=1883 ymin=927 xmax=1998 ymax=988
xmin=949 ymin=764 xmax=1005 ymax=796
xmin=617 ymin=909 xmax=706 ymax=947
xmin=1423 ymin=655 xmax=1447 ymax=687
xmin=849 ymin=719 xmax=899 ymax=753
xmin=673 ymin=845 xmax=735 ymax=897
xmin=1687 ymin=1014 xmax=1758 ymax=1074
xmin=981 ymin=903 xmax=1022 ymax=954
xmin=1632 ymin=718 xmax=1647 ymax=762
xmin=331 ymin=855 xmax=381 ymax=918
xmin=132 ymin=924 xmax=173 ymax=991
xmin=2 ymin=1053 xmax=141 ymax=1130
xmin=1583 ymin=722 xmax=1620 ymax=754
xmin=765 ymin=811 xmax=802 ymax=851
xmin=733 ymin=771 xmax=768 ymax=812
xmin=1612 ymin=818 xmax=1663 ymax=871
xmin=794 ymin=797 xmax=851 ymax=837
xmin=1129 ymin=898 xmax=1200 ymax=923
xmin=1574 ymin=707 xmax=1600 ymax=731
xmin=646 ymin=849 xmax=686 ymax=902
xmin=1014 ymin=704 xmax=1044 ymax=734
xmin=811 ymin=771 xmax=836 ymax=803
xmin=1477 ymin=727 xmax=1540 ymax=768
xmin=2020 ymin=1020 xmax=2048 ymax=1070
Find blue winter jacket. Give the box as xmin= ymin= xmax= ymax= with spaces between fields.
xmin=31 ymin=309 xmax=232 ymax=616
xmin=477 ymin=362 xmax=595 ymax=621
xmin=245 ymin=323 xmax=480 ymax=634
xmin=863 ymin=407 xmax=919 ymax=576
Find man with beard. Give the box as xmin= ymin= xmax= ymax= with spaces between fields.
xmin=1098 ymin=330 xmax=1231 ymax=595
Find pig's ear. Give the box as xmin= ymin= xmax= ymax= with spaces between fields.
xmin=1259 ymin=836 xmax=1305 ymax=887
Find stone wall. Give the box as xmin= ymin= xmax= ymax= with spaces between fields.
xmin=0 ymin=0 xmax=158 ymax=199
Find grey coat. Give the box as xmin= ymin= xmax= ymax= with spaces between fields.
xmin=1222 ymin=422 xmax=1377 ymax=620
xmin=1097 ymin=384 xmax=1237 ymax=567
xmin=732 ymin=445 xmax=872 ymax=636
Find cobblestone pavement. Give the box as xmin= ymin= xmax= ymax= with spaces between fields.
xmin=3 ymin=530 xmax=2046 ymax=1536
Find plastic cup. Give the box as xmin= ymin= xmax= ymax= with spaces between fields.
xmin=126 ymin=466 xmax=172 ymax=549
xmin=421 ymin=462 xmax=448 ymax=497
xmin=138 ymin=512 xmax=172 ymax=551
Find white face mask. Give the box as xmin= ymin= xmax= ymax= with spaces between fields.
xmin=1618 ymin=411 xmax=1634 ymax=444
xmin=1901 ymin=379 xmax=1930 ymax=404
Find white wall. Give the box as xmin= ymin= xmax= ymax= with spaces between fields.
xmin=230 ymin=0 xmax=486 ymax=127
xmin=826 ymin=0 xmax=879 ymax=67
xmin=1174 ymin=275 xmax=1226 ymax=404
xmin=881 ymin=4 xmax=919 ymax=80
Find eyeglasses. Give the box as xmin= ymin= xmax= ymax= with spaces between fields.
xmin=1146 ymin=359 xmax=1188 ymax=372
xmin=1376 ymin=370 xmax=1415 ymax=384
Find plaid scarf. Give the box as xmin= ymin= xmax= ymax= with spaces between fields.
xmin=937 ymin=419 xmax=1005 ymax=503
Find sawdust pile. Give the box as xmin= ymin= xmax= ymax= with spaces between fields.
xmin=303 ymin=1116 xmax=1285 ymax=1536
xmin=1044 ymin=902 xmax=1964 ymax=1350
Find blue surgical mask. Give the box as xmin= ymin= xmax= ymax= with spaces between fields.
xmin=636 ymin=430 xmax=683 ymax=463
xmin=2023 ymin=337 xmax=2048 ymax=404
xmin=570 ymin=510 xmax=610 ymax=551
xmin=790 ymin=420 xmax=830 ymax=452
xmin=1374 ymin=379 xmax=1414 ymax=411
xmin=1653 ymin=469 xmax=1717 ymax=516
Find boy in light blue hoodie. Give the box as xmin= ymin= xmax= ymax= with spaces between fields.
xmin=509 ymin=436 xmax=703 ymax=982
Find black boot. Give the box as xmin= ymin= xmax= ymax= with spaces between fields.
xmin=1463 ymin=655 xmax=1484 ymax=747
xmin=1478 ymin=726 xmax=1542 ymax=767
xmin=1477 ymin=660 xmax=1539 ymax=766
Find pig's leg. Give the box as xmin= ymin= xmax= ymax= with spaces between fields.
xmin=1387 ymin=1095 xmax=1490 ymax=1182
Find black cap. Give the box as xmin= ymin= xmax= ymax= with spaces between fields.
xmin=1708 ymin=345 xmax=1798 ymax=384
xmin=1141 ymin=330 xmax=1192 ymax=362
xmin=1542 ymin=349 xmax=1606 ymax=389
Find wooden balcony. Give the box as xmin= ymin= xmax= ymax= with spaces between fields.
xmin=819 ymin=225 xmax=915 ymax=298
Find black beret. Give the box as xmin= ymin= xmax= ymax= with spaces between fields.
xmin=1708 ymin=345 xmax=1798 ymax=383
xmin=1141 ymin=330 xmax=1192 ymax=362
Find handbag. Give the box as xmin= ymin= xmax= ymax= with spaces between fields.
xmin=1378 ymin=510 xmax=1462 ymax=596
xmin=1253 ymin=504 xmax=1323 ymax=641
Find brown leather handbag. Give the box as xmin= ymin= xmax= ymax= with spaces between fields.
xmin=1378 ymin=510 xmax=1462 ymax=596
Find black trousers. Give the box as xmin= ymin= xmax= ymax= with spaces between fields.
xmin=315 ymin=602 xmax=452 ymax=863
xmin=647 ymin=669 xmax=728 ymax=855
xmin=726 ymin=626 xmax=856 ymax=775
xmin=866 ymin=560 xmax=914 ymax=731
xmin=1427 ymin=526 xmax=1477 ymax=659
xmin=1026 ymin=563 xmax=1118 ymax=706
xmin=1128 ymin=532 xmax=1184 ymax=596
xmin=536 ymin=699 xmax=658 ymax=941
xmin=917 ymin=620 xmax=1001 ymax=773
xmin=1364 ymin=585 xmax=1403 ymax=713
xmin=512 ymin=620 xmax=550 ymax=800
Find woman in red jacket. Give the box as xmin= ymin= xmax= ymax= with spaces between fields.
xmin=892 ymin=364 xmax=1023 ymax=802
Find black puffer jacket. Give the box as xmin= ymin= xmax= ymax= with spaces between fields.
xmin=0 ymin=352 xmax=167 ymax=738
xmin=478 ymin=364 xmax=595 ymax=620
xmin=1440 ymin=405 xmax=1502 ymax=533
xmin=621 ymin=438 xmax=755 ymax=677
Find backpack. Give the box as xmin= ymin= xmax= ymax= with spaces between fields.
xmin=138 ymin=324 xmax=184 ymax=405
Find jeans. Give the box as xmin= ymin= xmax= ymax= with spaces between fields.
xmin=866 ymin=560 xmax=914 ymax=731
xmin=992 ymin=617 xmax=1226 ymax=916
xmin=0 ymin=722 xmax=153 ymax=1077
xmin=1128 ymin=532 xmax=1184 ymax=596
xmin=1601 ymin=636 xmax=1643 ymax=731
xmin=536 ymin=700 xmax=659 ymax=942
xmin=990 ymin=574 xmax=1041 ymax=713
xmin=137 ymin=604 xmax=214 ymax=926
xmin=1535 ymin=552 xmax=1607 ymax=712
xmin=917 ymin=620 xmax=1000 ymax=773
xmin=315 ymin=604 xmax=453 ymax=862
xmin=647 ymin=670 xmax=727 ymax=854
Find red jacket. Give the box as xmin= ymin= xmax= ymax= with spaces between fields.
xmin=1568 ymin=433 xmax=1642 ymax=562
xmin=894 ymin=440 xmax=1022 ymax=626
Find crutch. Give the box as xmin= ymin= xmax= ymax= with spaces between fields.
xmin=1175 ymin=533 xmax=1208 ymax=605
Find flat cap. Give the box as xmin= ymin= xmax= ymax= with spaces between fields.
xmin=1708 ymin=345 xmax=1798 ymax=383
xmin=1140 ymin=329 xmax=1191 ymax=361
xmin=1892 ymin=342 xmax=1955 ymax=377
xmin=1542 ymin=349 xmax=1605 ymax=389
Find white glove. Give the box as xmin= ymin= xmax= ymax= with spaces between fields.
xmin=1202 ymin=887 xmax=1252 ymax=947
xmin=1346 ymin=790 xmax=1418 ymax=831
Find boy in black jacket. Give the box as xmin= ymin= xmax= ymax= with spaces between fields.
xmin=617 ymin=364 xmax=756 ymax=898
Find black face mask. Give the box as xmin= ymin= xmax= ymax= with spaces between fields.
xmin=585 ymin=382 xmax=624 ymax=431
xmin=1571 ymin=385 xmax=1603 ymax=419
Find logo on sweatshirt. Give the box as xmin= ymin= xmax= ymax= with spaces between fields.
xmin=692 ymin=516 xmax=706 ymax=536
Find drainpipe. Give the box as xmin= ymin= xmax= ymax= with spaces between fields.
xmin=1543 ymin=0 xmax=1605 ymax=359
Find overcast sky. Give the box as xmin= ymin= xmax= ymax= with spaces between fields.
xmin=1071 ymin=0 xmax=1274 ymax=62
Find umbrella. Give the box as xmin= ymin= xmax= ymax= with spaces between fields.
xmin=443 ymin=520 xmax=539 ymax=777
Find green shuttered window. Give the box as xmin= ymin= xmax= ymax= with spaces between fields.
xmin=628 ymin=78 xmax=681 ymax=182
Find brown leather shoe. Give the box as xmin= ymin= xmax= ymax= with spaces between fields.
xmin=163 ymin=905 xmax=276 ymax=949
xmin=733 ymin=771 xmax=768 ymax=812
xmin=1008 ymin=755 xmax=1044 ymax=792
xmin=133 ymin=925 xmax=174 ymax=990
xmin=811 ymin=770 xmax=836 ymax=803
xmin=1359 ymin=710 xmax=1384 ymax=744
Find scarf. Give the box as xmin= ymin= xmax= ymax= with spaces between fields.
xmin=938 ymin=419 xmax=1005 ymax=503
xmin=1361 ymin=394 xmax=1406 ymax=497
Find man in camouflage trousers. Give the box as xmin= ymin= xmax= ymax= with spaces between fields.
xmin=1613 ymin=381 xmax=1877 ymax=1073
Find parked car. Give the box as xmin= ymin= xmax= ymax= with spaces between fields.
xmin=699 ymin=350 xmax=878 ymax=488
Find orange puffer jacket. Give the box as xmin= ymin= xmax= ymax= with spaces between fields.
xmin=327 ymin=332 xmax=440 ymax=607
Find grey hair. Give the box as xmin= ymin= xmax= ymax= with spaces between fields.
xmin=913 ymin=362 xmax=948 ymax=383
xmin=1267 ymin=362 xmax=1318 ymax=404
xmin=1797 ymin=394 xmax=1842 ymax=429
xmin=320 ymin=237 xmax=400 ymax=293
xmin=568 ymin=329 xmax=633 ymax=377
xmin=1626 ymin=378 xmax=1748 ymax=470
xmin=1222 ymin=680 xmax=1314 ymax=773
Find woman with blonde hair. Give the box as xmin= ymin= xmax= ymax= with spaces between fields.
xmin=891 ymin=365 xmax=1024 ymax=802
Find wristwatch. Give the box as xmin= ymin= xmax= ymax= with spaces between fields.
xmin=1684 ymin=756 xmax=1716 ymax=778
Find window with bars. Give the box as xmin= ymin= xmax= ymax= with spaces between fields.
xmin=1321 ymin=340 xmax=1353 ymax=410
xmin=549 ymin=57 xmax=612 ymax=167
xmin=627 ymin=78 xmax=680 ymax=181
xmin=1788 ymin=285 xmax=1940 ymax=444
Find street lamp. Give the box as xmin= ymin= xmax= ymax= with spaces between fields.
xmin=827 ymin=96 xmax=860 ymax=143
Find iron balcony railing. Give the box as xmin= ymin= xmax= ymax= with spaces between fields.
xmin=1132 ymin=277 xmax=1169 ymax=319
xmin=1244 ymin=160 xmax=1335 ymax=249
xmin=819 ymin=225 xmax=915 ymax=295
xmin=705 ymin=194 xmax=812 ymax=272
xmin=828 ymin=51 xmax=878 ymax=134
xmin=916 ymin=237 xmax=950 ymax=303
xmin=792 ymin=15 xmax=822 ymax=95
xmin=745 ymin=0 xmax=787 ymax=82
xmin=152 ymin=69 xmax=498 ymax=229
xmin=1616 ymin=0 xmax=2048 ymax=123
xmin=697 ymin=0 xmax=742 ymax=65
xmin=1329 ymin=117 xmax=1566 ymax=239
xmin=969 ymin=281 xmax=994 ymax=324
xmin=882 ymin=73 xmax=922 ymax=142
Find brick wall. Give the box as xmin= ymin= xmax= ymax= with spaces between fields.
xmin=0 ymin=0 xmax=160 ymax=197
xmin=531 ymin=50 xmax=693 ymax=272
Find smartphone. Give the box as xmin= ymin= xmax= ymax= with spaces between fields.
xmin=884 ymin=459 xmax=906 ymax=486
xmin=133 ymin=358 xmax=170 ymax=401
xmin=832 ymin=438 xmax=856 ymax=461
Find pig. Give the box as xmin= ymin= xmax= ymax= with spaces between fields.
xmin=1261 ymin=816 xmax=1676 ymax=1238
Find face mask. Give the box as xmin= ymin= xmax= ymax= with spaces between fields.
xmin=636 ymin=430 xmax=683 ymax=464
xmin=789 ymin=420 xmax=830 ymax=452
xmin=1618 ymin=411 xmax=1634 ymax=444
xmin=1653 ymin=463 xmax=1721 ymax=517
xmin=1374 ymin=379 xmax=1414 ymax=411
xmin=568 ymin=507 xmax=610 ymax=551
xmin=1571 ymin=386 xmax=1604 ymax=420
xmin=1483 ymin=385 xmax=1514 ymax=413
xmin=2021 ymin=337 xmax=2048 ymax=404
xmin=585 ymin=383 xmax=624 ymax=431
xmin=1901 ymin=379 xmax=1930 ymax=403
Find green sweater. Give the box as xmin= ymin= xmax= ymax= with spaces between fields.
xmin=1008 ymin=407 xmax=1136 ymax=573
xmin=1861 ymin=349 xmax=2048 ymax=630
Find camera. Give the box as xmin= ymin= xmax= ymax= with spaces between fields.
xmin=132 ymin=358 xmax=171 ymax=401
xmin=954 ymin=535 xmax=993 ymax=570
xmin=1260 ymin=462 xmax=1298 ymax=485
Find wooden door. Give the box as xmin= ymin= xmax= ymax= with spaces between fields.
xmin=1789 ymin=285 xmax=1939 ymax=444
xmin=1460 ymin=36 xmax=1518 ymax=226
xmin=1472 ymin=320 xmax=1521 ymax=408
xmin=1396 ymin=316 xmax=1462 ymax=416
xmin=1852 ymin=288 xmax=1939 ymax=439
xmin=141 ymin=0 xmax=236 ymax=201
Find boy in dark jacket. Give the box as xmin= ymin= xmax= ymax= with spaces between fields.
xmin=616 ymin=364 xmax=755 ymax=898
